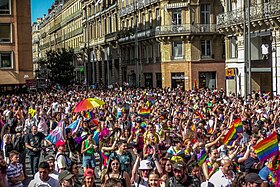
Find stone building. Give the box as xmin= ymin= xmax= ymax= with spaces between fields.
xmin=0 ymin=0 xmax=33 ymax=90
xmin=217 ymin=0 xmax=280 ymax=95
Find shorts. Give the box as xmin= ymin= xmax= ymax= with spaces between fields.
xmin=82 ymin=154 xmax=96 ymax=168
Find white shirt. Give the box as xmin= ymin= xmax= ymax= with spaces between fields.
xmin=28 ymin=176 xmax=58 ymax=187
xmin=261 ymin=44 xmax=269 ymax=55
xmin=209 ymin=168 xmax=235 ymax=187
xmin=55 ymin=152 xmax=66 ymax=172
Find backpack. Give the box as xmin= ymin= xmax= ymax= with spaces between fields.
xmin=55 ymin=153 xmax=72 ymax=171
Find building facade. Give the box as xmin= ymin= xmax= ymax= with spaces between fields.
xmin=117 ymin=0 xmax=225 ymax=89
xmin=33 ymin=0 xmax=84 ymax=82
xmin=35 ymin=0 xmax=225 ymax=89
xmin=0 ymin=0 xmax=33 ymax=90
xmin=217 ymin=0 xmax=280 ymax=96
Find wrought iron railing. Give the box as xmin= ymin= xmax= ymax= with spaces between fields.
xmin=119 ymin=0 xmax=159 ymax=17
xmin=155 ymin=24 xmax=217 ymax=35
xmin=217 ymin=0 xmax=280 ymax=28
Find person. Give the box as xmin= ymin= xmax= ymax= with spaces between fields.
xmin=28 ymin=161 xmax=58 ymax=187
xmin=165 ymin=162 xmax=200 ymax=187
xmin=6 ymin=150 xmax=25 ymax=187
xmin=131 ymin=159 xmax=153 ymax=187
xmin=148 ymin=171 xmax=161 ymax=187
xmin=245 ymin=173 xmax=265 ymax=187
xmin=105 ymin=178 xmax=123 ymax=187
xmin=81 ymin=130 xmax=97 ymax=172
xmin=209 ymin=159 xmax=235 ymax=186
xmin=244 ymin=147 xmax=264 ymax=173
xmin=109 ymin=140 xmax=133 ymax=173
xmin=34 ymin=155 xmax=59 ymax=180
xmin=82 ymin=168 xmax=97 ymax=187
xmin=102 ymin=156 xmax=130 ymax=187
xmin=0 ymin=152 xmax=8 ymax=187
xmin=202 ymin=146 xmax=219 ymax=181
xmin=159 ymin=158 xmax=173 ymax=182
xmin=55 ymin=140 xmax=70 ymax=173
xmin=69 ymin=162 xmax=82 ymax=187
xmin=11 ymin=126 xmax=26 ymax=176
xmin=58 ymin=170 xmax=75 ymax=187
xmin=25 ymin=125 xmax=45 ymax=175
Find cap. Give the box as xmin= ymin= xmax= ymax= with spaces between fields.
xmin=138 ymin=160 xmax=153 ymax=170
xmin=56 ymin=140 xmax=66 ymax=148
xmin=136 ymin=116 xmax=142 ymax=123
xmin=173 ymin=162 xmax=185 ymax=170
xmin=245 ymin=173 xmax=264 ymax=184
xmin=58 ymin=170 xmax=74 ymax=181
xmin=84 ymin=168 xmax=95 ymax=177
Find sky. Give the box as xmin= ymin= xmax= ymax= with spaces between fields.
xmin=31 ymin=0 xmax=54 ymax=23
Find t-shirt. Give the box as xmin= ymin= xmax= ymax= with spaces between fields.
xmin=55 ymin=152 xmax=66 ymax=172
xmin=28 ymin=176 xmax=58 ymax=187
xmin=25 ymin=132 xmax=45 ymax=156
xmin=6 ymin=163 xmax=23 ymax=187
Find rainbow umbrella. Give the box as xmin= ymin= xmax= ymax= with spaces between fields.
xmin=73 ymin=98 xmax=105 ymax=112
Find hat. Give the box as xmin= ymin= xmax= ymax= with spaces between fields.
xmin=58 ymin=170 xmax=74 ymax=181
xmin=245 ymin=173 xmax=264 ymax=184
xmin=138 ymin=160 xmax=153 ymax=170
xmin=84 ymin=168 xmax=95 ymax=177
xmin=173 ymin=162 xmax=185 ymax=170
xmin=55 ymin=140 xmax=66 ymax=148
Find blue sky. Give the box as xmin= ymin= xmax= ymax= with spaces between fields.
xmin=31 ymin=0 xmax=54 ymax=23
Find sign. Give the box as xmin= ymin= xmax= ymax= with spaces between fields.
xmin=226 ymin=68 xmax=235 ymax=79
xmin=80 ymin=67 xmax=84 ymax=72
xmin=172 ymin=76 xmax=188 ymax=80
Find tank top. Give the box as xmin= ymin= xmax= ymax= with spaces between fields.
xmin=84 ymin=139 xmax=94 ymax=155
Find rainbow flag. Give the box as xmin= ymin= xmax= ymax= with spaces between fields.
xmin=138 ymin=108 xmax=151 ymax=118
xmin=195 ymin=111 xmax=203 ymax=122
xmin=253 ymin=132 xmax=279 ymax=162
xmin=208 ymin=127 xmax=214 ymax=134
xmin=85 ymin=111 xmax=94 ymax=119
xmin=223 ymin=126 xmax=238 ymax=145
xmin=232 ymin=118 xmax=243 ymax=133
xmin=197 ymin=149 xmax=207 ymax=166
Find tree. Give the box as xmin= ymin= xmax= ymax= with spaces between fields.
xmin=45 ymin=48 xmax=75 ymax=86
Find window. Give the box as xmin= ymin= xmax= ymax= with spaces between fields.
xmin=201 ymin=40 xmax=212 ymax=57
xmin=200 ymin=4 xmax=211 ymax=24
xmin=156 ymin=9 xmax=160 ymax=26
xmin=0 ymin=23 xmax=11 ymax=42
xmin=0 ymin=0 xmax=10 ymax=15
xmin=0 ymin=52 xmax=12 ymax=68
xmin=229 ymin=37 xmax=237 ymax=58
xmin=172 ymin=41 xmax=183 ymax=58
xmin=172 ymin=9 xmax=182 ymax=25
xmin=149 ymin=11 xmax=152 ymax=28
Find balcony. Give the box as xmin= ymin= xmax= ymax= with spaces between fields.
xmin=217 ymin=0 xmax=280 ymax=28
xmin=155 ymin=24 xmax=217 ymax=35
xmin=90 ymin=36 xmax=105 ymax=46
xmin=105 ymin=32 xmax=118 ymax=43
xmin=61 ymin=10 xmax=82 ymax=26
xmin=49 ymin=23 xmax=61 ymax=34
xmin=118 ymin=28 xmax=155 ymax=43
xmin=119 ymin=0 xmax=159 ymax=17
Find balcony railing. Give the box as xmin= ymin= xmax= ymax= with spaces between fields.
xmin=217 ymin=0 xmax=280 ymax=28
xmin=155 ymin=24 xmax=217 ymax=35
xmin=119 ymin=0 xmax=159 ymax=17
xmin=118 ymin=28 xmax=156 ymax=42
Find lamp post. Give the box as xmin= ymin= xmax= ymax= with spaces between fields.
xmin=247 ymin=0 xmax=252 ymax=95
xmin=134 ymin=1 xmax=139 ymax=87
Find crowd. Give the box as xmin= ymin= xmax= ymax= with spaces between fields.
xmin=0 ymin=85 xmax=279 ymax=187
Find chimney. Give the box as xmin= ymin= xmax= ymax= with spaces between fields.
xmin=48 ymin=9 xmax=51 ymax=14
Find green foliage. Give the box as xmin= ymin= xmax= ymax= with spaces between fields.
xmin=45 ymin=48 xmax=75 ymax=86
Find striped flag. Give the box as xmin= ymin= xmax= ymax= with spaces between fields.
xmin=223 ymin=125 xmax=238 ymax=145
xmin=197 ymin=149 xmax=207 ymax=166
xmin=66 ymin=119 xmax=80 ymax=134
xmin=253 ymin=132 xmax=279 ymax=162
xmin=45 ymin=126 xmax=64 ymax=144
